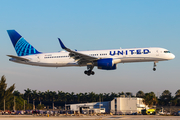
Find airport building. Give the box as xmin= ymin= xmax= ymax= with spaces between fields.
xmin=65 ymin=101 xmax=110 ymax=114
xmin=65 ymin=96 xmax=147 ymax=114
xmin=111 ymin=97 xmax=147 ymax=114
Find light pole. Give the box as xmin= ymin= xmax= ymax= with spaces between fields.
xmin=169 ymin=102 xmax=171 ymax=115
xmin=33 ymin=99 xmax=35 ymax=110
xmin=52 ymin=101 xmax=54 ymax=111
xmin=24 ymin=100 xmax=25 ymax=111
xmin=14 ymin=96 xmax=16 ymax=111
xmin=4 ymin=99 xmax=5 ymax=112
xmin=99 ymin=96 xmax=101 ymax=114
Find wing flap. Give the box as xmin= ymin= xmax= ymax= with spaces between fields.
xmin=69 ymin=50 xmax=98 ymax=61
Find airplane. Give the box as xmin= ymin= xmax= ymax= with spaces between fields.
xmin=7 ymin=30 xmax=175 ymax=76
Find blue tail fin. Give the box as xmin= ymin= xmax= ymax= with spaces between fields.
xmin=7 ymin=30 xmax=41 ymax=56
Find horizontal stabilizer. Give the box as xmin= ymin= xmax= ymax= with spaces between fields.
xmin=7 ymin=55 xmax=30 ymax=61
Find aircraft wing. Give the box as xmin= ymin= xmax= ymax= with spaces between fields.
xmin=7 ymin=55 xmax=30 ymax=61
xmin=58 ymin=38 xmax=98 ymax=64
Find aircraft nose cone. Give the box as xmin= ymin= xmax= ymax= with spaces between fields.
xmin=170 ymin=54 xmax=175 ymax=59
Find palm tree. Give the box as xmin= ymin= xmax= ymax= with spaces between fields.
xmin=37 ymin=91 xmax=43 ymax=105
xmin=136 ymin=90 xmax=145 ymax=98
xmin=143 ymin=92 xmax=158 ymax=108
xmin=160 ymin=90 xmax=172 ymax=106
xmin=110 ymin=92 xmax=118 ymax=100
xmin=172 ymin=89 xmax=180 ymax=106
xmin=125 ymin=92 xmax=133 ymax=97
xmin=24 ymin=88 xmax=32 ymax=104
xmin=162 ymin=90 xmax=171 ymax=96
xmin=57 ymin=91 xmax=63 ymax=102
xmin=76 ymin=93 xmax=80 ymax=103
xmin=175 ymin=89 xmax=180 ymax=98
xmin=32 ymin=90 xmax=38 ymax=100
xmin=99 ymin=93 xmax=103 ymax=102
xmin=70 ymin=92 xmax=75 ymax=102
xmin=44 ymin=90 xmax=52 ymax=102
xmin=51 ymin=91 xmax=57 ymax=101
xmin=88 ymin=92 xmax=96 ymax=102
xmin=118 ymin=92 xmax=124 ymax=97
xmin=103 ymin=93 xmax=110 ymax=101
xmin=13 ymin=90 xmax=20 ymax=97
xmin=0 ymin=75 xmax=15 ymax=110
xmin=81 ymin=92 xmax=87 ymax=103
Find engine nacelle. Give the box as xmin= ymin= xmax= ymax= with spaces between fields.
xmin=98 ymin=64 xmax=117 ymax=70
xmin=96 ymin=58 xmax=121 ymax=70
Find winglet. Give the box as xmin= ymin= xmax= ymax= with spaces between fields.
xmin=58 ymin=38 xmax=67 ymax=49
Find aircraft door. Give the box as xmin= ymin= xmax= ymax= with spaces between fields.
xmin=156 ymin=50 xmax=159 ymax=56
xmin=123 ymin=53 xmax=126 ymax=58
xmin=36 ymin=55 xmax=40 ymax=62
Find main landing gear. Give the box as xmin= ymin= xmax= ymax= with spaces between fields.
xmin=153 ymin=61 xmax=158 ymax=71
xmin=84 ymin=70 xmax=95 ymax=76
xmin=84 ymin=63 xmax=95 ymax=76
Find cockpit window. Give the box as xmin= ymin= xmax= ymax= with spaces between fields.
xmin=164 ymin=51 xmax=170 ymax=53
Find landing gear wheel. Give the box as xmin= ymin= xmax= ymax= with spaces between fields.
xmin=84 ymin=70 xmax=95 ymax=76
xmin=84 ymin=71 xmax=88 ymax=74
xmin=153 ymin=62 xmax=157 ymax=71
xmin=87 ymin=70 xmax=91 ymax=76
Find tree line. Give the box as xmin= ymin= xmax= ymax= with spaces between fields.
xmin=0 ymin=75 xmax=180 ymax=110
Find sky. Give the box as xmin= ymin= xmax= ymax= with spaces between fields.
xmin=0 ymin=0 xmax=179 ymax=96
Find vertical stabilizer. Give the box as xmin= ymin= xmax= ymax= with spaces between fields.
xmin=7 ymin=30 xmax=41 ymax=56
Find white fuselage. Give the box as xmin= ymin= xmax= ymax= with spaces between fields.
xmin=10 ymin=47 xmax=175 ymax=67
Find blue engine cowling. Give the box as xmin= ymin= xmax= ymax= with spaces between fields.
xmin=97 ymin=58 xmax=117 ymax=70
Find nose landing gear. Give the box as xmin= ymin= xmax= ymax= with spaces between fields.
xmin=153 ymin=61 xmax=158 ymax=71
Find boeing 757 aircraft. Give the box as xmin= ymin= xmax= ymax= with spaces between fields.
xmin=7 ymin=30 xmax=175 ymax=76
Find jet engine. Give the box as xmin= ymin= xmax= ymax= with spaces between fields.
xmin=96 ymin=58 xmax=121 ymax=70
